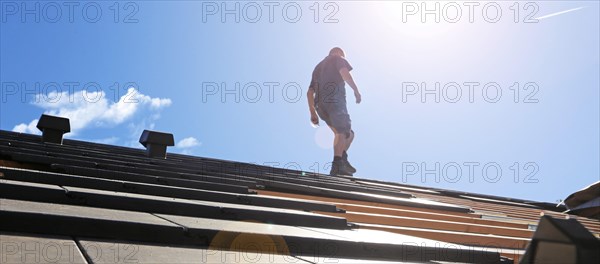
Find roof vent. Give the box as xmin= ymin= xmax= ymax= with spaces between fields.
xmin=139 ymin=130 xmax=175 ymax=159
xmin=520 ymin=215 xmax=600 ymax=263
xmin=36 ymin=114 xmax=70 ymax=144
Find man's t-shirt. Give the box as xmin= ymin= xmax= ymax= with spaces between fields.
xmin=310 ymin=55 xmax=353 ymax=108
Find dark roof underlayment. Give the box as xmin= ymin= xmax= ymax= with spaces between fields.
xmin=0 ymin=127 xmax=599 ymax=264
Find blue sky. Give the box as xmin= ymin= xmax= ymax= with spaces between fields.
xmin=1 ymin=1 xmax=598 ymax=203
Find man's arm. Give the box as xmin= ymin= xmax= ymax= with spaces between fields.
xmin=307 ymin=86 xmax=319 ymax=125
xmin=339 ymin=67 xmax=361 ymax=104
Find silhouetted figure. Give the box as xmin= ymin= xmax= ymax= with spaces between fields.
xmin=307 ymin=47 xmax=362 ymax=176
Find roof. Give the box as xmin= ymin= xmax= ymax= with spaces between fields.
xmin=0 ymin=129 xmax=599 ymax=263
xmin=563 ymin=181 xmax=600 ymax=219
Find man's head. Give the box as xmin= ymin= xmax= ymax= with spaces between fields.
xmin=329 ymin=47 xmax=345 ymax=58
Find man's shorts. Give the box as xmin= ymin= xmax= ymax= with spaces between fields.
xmin=316 ymin=103 xmax=352 ymax=135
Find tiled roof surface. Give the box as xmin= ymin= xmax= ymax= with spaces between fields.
xmin=1 ymin=130 xmax=598 ymax=263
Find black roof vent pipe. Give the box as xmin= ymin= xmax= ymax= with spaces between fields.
xmin=36 ymin=114 xmax=70 ymax=144
xmin=139 ymin=130 xmax=175 ymax=159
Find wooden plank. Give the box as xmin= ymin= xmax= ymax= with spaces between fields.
xmin=0 ymin=159 xmax=47 ymax=171
xmin=0 ymin=166 xmax=341 ymax=213
xmin=0 ymin=199 xmax=194 ymax=246
xmin=157 ymin=214 xmax=502 ymax=263
xmin=319 ymin=211 xmax=533 ymax=238
xmin=77 ymin=238 xmax=310 ymax=264
xmin=417 ymin=192 xmax=551 ymax=218
xmin=4 ymin=206 xmax=494 ymax=263
xmin=358 ymin=223 xmax=530 ymax=249
xmin=0 ymin=232 xmax=87 ymax=263
xmin=295 ymin=255 xmax=421 ymax=264
xmin=0 ymin=180 xmax=350 ymax=230
xmin=261 ymin=181 xmax=469 ymax=211
xmin=52 ymin=164 xmax=252 ymax=194
xmin=296 ymin=228 xmax=525 ymax=263
xmin=257 ymin=190 xmax=474 ymax=216
xmin=337 ymin=204 xmax=528 ymax=229
xmin=415 ymin=192 xmax=600 ymax=233
xmin=355 ymin=180 xmax=441 ymax=195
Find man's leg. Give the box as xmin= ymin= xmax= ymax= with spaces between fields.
xmin=333 ymin=130 xmax=347 ymax=157
xmin=345 ymin=130 xmax=354 ymax=152
xmin=329 ymin=126 xmax=352 ymax=176
xmin=323 ymin=104 xmax=354 ymax=176
xmin=342 ymin=130 xmax=356 ymax=173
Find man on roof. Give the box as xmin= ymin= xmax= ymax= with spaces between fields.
xmin=307 ymin=47 xmax=362 ymax=176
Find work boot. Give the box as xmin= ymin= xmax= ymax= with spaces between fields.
xmin=330 ymin=157 xmax=353 ymax=176
xmin=342 ymin=151 xmax=357 ymax=174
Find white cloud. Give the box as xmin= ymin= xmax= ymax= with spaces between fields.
xmin=177 ymin=137 xmax=201 ymax=148
xmin=12 ymin=88 xmax=172 ymax=136
xmin=534 ymin=7 xmax=584 ymax=20
xmin=12 ymin=119 xmax=40 ymax=135
xmin=102 ymin=88 xmax=171 ymax=124
xmin=88 ymin=137 xmax=120 ymax=145
xmin=175 ymin=137 xmax=201 ymax=155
